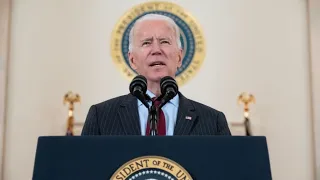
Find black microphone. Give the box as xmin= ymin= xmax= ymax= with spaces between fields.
xmin=129 ymin=75 xmax=150 ymax=108
xmin=158 ymin=76 xmax=178 ymax=108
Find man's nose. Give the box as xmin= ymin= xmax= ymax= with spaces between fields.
xmin=151 ymin=42 xmax=162 ymax=55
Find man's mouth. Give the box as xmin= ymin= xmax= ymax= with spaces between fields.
xmin=149 ymin=61 xmax=166 ymax=67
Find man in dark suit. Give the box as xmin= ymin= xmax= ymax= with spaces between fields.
xmin=81 ymin=14 xmax=231 ymax=136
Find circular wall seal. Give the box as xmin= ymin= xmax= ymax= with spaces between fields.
xmin=110 ymin=1 xmax=205 ymax=86
xmin=110 ymin=156 xmax=193 ymax=180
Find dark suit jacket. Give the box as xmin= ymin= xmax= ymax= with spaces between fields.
xmin=81 ymin=92 xmax=231 ymax=136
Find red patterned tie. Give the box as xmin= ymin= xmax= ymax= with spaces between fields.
xmin=146 ymin=98 xmax=166 ymax=135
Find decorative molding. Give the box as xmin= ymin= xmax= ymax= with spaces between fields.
xmin=0 ymin=0 xmax=11 ymax=179
xmin=307 ymin=0 xmax=320 ymax=179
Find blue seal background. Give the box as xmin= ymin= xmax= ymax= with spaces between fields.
xmin=127 ymin=168 xmax=178 ymax=180
xmin=121 ymin=11 xmax=195 ymax=76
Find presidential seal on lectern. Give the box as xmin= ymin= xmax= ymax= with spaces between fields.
xmin=110 ymin=156 xmax=193 ymax=180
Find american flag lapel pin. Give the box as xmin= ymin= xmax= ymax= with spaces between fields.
xmin=185 ymin=116 xmax=192 ymax=120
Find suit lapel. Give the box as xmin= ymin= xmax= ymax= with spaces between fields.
xmin=174 ymin=93 xmax=198 ymax=135
xmin=118 ymin=94 xmax=141 ymax=135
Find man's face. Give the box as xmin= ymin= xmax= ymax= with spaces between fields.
xmin=128 ymin=19 xmax=182 ymax=83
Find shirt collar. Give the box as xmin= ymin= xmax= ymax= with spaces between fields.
xmin=138 ymin=89 xmax=179 ymax=107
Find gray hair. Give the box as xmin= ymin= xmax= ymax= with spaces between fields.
xmin=128 ymin=13 xmax=182 ymax=52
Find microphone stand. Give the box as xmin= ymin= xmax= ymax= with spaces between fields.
xmin=142 ymin=94 xmax=158 ymax=136
xmin=148 ymin=102 xmax=158 ymax=136
xmin=148 ymin=95 xmax=170 ymax=136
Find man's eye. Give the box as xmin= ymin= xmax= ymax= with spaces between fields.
xmin=161 ymin=40 xmax=170 ymax=44
xmin=142 ymin=41 xmax=151 ymax=46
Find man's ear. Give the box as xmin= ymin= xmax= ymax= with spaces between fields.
xmin=177 ymin=49 xmax=183 ymax=68
xmin=128 ymin=52 xmax=137 ymax=70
